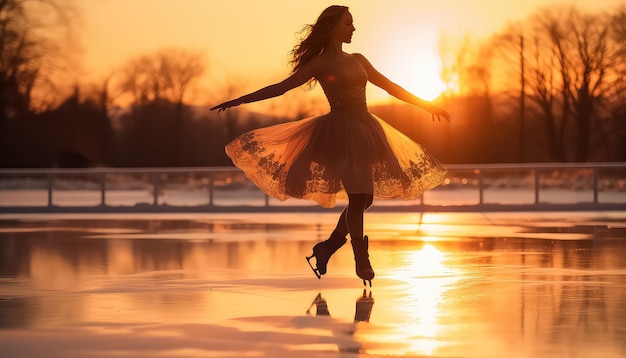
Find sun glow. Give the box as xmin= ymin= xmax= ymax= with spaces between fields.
xmin=402 ymin=54 xmax=447 ymax=101
xmin=379 ymin=44 xmax=447 ymax=101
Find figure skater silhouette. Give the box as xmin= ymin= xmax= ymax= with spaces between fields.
xmin=212 ymin=5 xmax=450 ymax=286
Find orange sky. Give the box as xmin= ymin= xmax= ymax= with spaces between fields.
xmin=76 ymin=0 xmax=623 ymax=107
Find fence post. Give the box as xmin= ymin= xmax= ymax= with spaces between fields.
xmin=152 ymin=173 xmax=159 ymax=206
xmin=48 ymin=173 xmax=54 ymax=207
xmin=100 ymin=172 xmax=106 ymax=206
xmin=478 ymin=169 xmax=484 ymax=205
xmin=534 ymin=168 xmax=540 ymax=205
xmin=208 ymin=173 xmax=214 ymax=207
xmin=593 ymin=167 xmax=599 ymax=204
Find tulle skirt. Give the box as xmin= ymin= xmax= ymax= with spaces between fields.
xmin=225 ymin=110 xmax=446 ymax=208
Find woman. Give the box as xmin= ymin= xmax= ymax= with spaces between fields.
xmin=211 ymin=5 xmax=449 ymax=286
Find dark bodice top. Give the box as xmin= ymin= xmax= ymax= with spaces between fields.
xmin=316 ymin=56 xmax=369 ymax=116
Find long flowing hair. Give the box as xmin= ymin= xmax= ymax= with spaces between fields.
xmin=289 ymin=5 xmax=348 ymax=75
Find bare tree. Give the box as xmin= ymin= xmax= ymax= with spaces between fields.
xmin=492 ymin=6 xmax=623 ymax=161
xmin=438 ymin=32 xmax=501 ymax=162
xmin=605 ymin=6 xmax=626 ymax=160
xmin=1 ymin=0 xmax=77 ymax=108
xmin=0 ymin=0 xmax=77 ymax=166
xmin=117 ymin=48 xmax=205 ymax=107
xmin=116 ymin=48 xmax=207 ymax=165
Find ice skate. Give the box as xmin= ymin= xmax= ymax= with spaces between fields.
xmin=306 ymin=232 xmax=347 ymax=279
xmin=351 ymin=235 xmax=375 ymax=286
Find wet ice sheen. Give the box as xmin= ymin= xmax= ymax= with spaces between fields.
xmin=0 ymin=212 xmax=625 ymax=357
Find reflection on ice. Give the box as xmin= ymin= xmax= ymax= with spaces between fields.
xmin=1 ymin=212 xmax=626 ymax=357
xmin=374 ymin=244 xmax=461 ymax=356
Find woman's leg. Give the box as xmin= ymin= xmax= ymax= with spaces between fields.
xmin=332 ymin=194 xmax=374 ymax=237
xmin=365 ymin=194 xmax=374 ymax=211
xmin=346 ymin=193 xmax=375 ymax=286
xmin=345 ymin=193 xmax=369 ymax=240
xmin=331 ymin=193 xmax=373 ymax=237
xmin=306 ymin=159 xmax=375 ymax=281
xmin=306 ymin=194 xmax=373 ymax=279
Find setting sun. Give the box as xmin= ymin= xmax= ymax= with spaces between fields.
xmin=395 ymin=51 xmax=446 ymax=101
xmin=367 ymin=20 xmax=448 ymax=102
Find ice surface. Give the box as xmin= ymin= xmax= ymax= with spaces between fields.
xmin=1 ymin=212 xmax=626 ymax=357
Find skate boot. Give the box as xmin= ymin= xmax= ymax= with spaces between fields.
xmin=306 ymin=232 xmax=347 ymax=279
xmin=351 ymin=235 xmax=375 ymax=287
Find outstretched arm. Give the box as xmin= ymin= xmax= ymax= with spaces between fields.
xmin=211 ymin=63 xmax=316 ymax=113
xmin=355 ymin=54 xmax=450 ymax=121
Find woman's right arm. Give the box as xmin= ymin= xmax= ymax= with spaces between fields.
xmin=211 ymin=61 xmax=317 ymax=112
xmin=355 ymin=53 xmax=450 ymax=121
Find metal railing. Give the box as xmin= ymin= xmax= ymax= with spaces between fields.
xmin=0 ymin=163 xmax=625 ymax=213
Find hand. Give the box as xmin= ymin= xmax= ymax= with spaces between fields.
xmin=210 ymin=98 xmax=243 ymax=113
xmin=429 ymin=106 xmax=451 ymax=122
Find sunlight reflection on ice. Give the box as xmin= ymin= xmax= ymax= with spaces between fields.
xmin=377 ymin=244 xmax=463 ymax=356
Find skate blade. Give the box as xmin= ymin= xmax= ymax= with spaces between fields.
xmin=306 ymin=256 xmax=321 ymax=279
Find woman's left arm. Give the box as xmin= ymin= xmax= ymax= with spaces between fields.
xmin=355 ymin=54 xmax=450 ymax=121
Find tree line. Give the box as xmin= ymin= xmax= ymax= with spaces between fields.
xmin=1 ymin=1 xmax=624 ymax=168
xmin=438 ymin=5 xmax=626 ymax=163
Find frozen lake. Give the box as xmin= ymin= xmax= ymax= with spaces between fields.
xmin=1 ymin=211 xmax=626 ymax=357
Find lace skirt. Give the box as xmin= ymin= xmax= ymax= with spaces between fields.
xmin=225 ymin=111 xmax=446 ymax=208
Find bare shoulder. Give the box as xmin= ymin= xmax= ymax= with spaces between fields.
xmin=350 ymin=53 xmax=367 ymax=62
xmin=350 ymin=53 xmax=374 ymax=70
xmin=350 ymin=53 xmax=372 ymax=67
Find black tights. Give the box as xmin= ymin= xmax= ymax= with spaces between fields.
xmin=330 ymin=193 xmax=374 ymax=241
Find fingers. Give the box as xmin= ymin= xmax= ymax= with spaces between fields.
xmin=432 ymin=113 xmax=446 ymax=122
xmin=211 ymin=99 xmax=242 ymax=113
xmin=210 ymin=102 xmax=231 ymax=112
xmin=432 ymin=109 xmax=451 ymax=122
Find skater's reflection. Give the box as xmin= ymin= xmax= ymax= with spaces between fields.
xmin=306 ymin=293 xmax=331 ymax=316
xmin=354 ymin=290 xmax=374 ymax=322
xmin=306 ymin=290 xmax=374 ymax=322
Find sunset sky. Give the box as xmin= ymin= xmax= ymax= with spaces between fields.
xmin=76 ymin=0 xmax=623 ymax=106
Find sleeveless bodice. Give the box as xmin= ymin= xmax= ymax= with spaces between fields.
xmin=316 ymin=56 xmax=368 ymax=116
